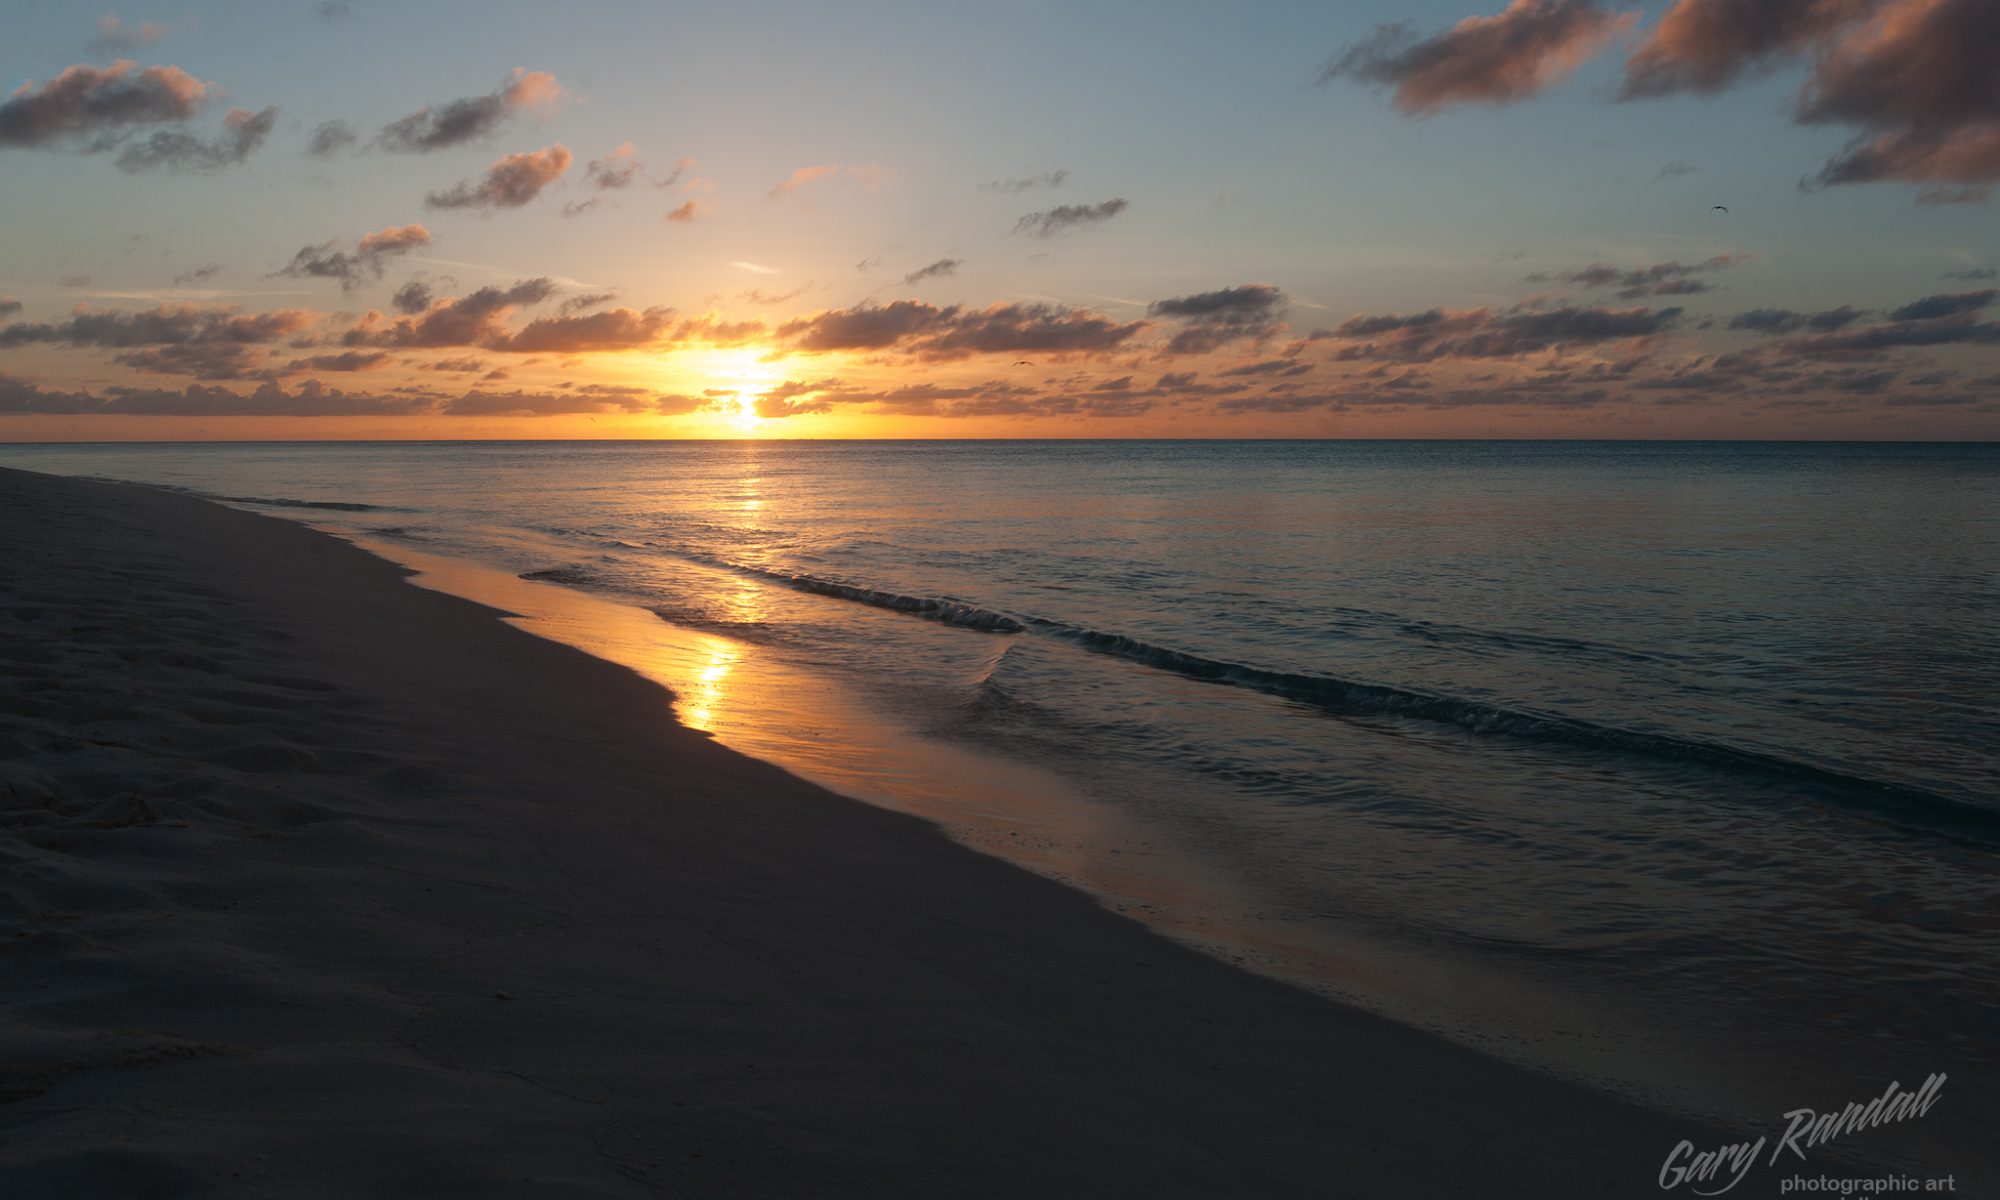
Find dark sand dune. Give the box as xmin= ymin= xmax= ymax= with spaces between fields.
xmin=0 ymin=466 xmax=1751 ymax=1197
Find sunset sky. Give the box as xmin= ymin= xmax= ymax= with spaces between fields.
xmin=2 ymin=0 xmax=1996 ymax=439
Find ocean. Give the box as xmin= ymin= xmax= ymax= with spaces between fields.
xmin=7 ymin=438 xmax=1996 ymax=1136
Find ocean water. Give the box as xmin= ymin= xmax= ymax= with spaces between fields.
xmin=8 ymin=439 xmax=1997 ymax=1136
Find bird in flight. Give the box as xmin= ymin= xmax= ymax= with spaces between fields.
xmin=1712 ymin=205 xmax=1729 ymax=213
xmin=1014 ymin=360 xmax=1032 ymax=366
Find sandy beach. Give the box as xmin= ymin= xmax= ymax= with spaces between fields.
xmin=0 ymin=465 xmax=1852 ymax=1197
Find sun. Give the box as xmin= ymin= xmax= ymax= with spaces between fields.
xmin=668 ymin=344 xmax=784 ymax=434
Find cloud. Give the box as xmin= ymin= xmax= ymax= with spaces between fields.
xmin=1727 ymin=304 xmax=1867 ymax=333
xmin=112 ymin=343 xmax=263 ymax=380
xmin=279 ymin=223 xmax=432 ymax=289
xmin=1616 ymin=0 xmax=1999 ymax=194
xmin=1887 ymin=289 xmax=1996 ymax=321
xmin=1012 ymin=198 xmax=1129 ymax=238
xmin=376 ymin=69 xmax=562 ymax=153
xmin=738 ymin=284 xmax=812 ymax=306
xmin=778 ymin=300 xmax=1147 ymax=360
xmin=88 ymin=15 xmax=170 ymax=53
xmin=1148 ymin=284 xmax=1288 ymax=354
xmin=1798 ymin=0 xmax=2000 ymax=189
xmin=0 ymin=60 xmax=213 ymax=150
xmin=1528 ymin=253 xmax=1751 ymax=298
xmin=340 ymin=278 xmax=556 ymax=348
xmin=0 ymin=375 xmax=437 ymax=417
xmin=902 ymin=258 xmax=962 ymax=285
xmin=665 ymin=200 xmax=703 ymax=222
xmin=0 ymin=299 xmax=20 ymax=317
xmin=1319 ymin=0 xmax=1638 ymax=114
xmin=1942 ymin=267 xmax=1997 ymax=280
xmin=440 ymin=389 xmax=656 ymax=417
xmin=977 ymin=169 xmax=1068 ymax=193
xmin=170 ymin=263 xmax=221 ymax=285
xmin=559 ymin=291 xmax=618 ymax=315
xmin=485 ymin=307 xmax=678 ymax=353
xmin=1779 ymin=289 xmax=1999 ymax=357
xmin=767 ymin=162 xmax=888 ymax=199
xmin=1654 ymin=160 xmax=1700 ymax=180
xmin=1620 ymin=0 xmax=1875 ymax=98
xmin=581 ymin=142 xmax=642 ymax=190
xmin=1323 ymin=303 xmax=1682 ymax=361
xmin=391 ymin=280 xmax=433 ymax=314
xmin=306 ymin=120 xmax=357 ymax=157
xmin=114 ymin=104 xmax=277 ymax=172
xmin=562 ymin=144 xmax=683 ymax=216
xmin=275 ymin=350 xmax=389 ymax=374
xmin=0 ymin=303 xmax=314 ymax=349
xmin=315 ymin=2 xmax=353 ymax=19
xmin=1915 ymin=185 xmax=1992 ymax=205
xmin=425 ymin=144 xmax=572 ymax=210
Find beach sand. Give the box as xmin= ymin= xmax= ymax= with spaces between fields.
xmin=0 ymin=465 xmax=1739 ymax=1197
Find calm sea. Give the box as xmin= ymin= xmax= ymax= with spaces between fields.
xmin=8 ymin=439 xmax=1997 ymax=1137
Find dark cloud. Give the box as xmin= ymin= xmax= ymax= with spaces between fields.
xmin=1218 ymin=358 xmax=1315 ymax=378
xmin=1319 ymin=0 xmax=1637 ymax=114
xmin=376 ymin=70 xmax=561 ymax=153
xmin=0 ymin=299 xmax=22 ymax=317
xmin=1654 ymin=161 xmax=1700 ymax=181
xmin=1325 ymin=303 xmax=1683 ymax=361
xmin=88 ymin=16 xmax=170 ymax=53
xmin=0 ymin=303 xmax=314 ymax=349
xmin=1942 ymin=267 xmax=1997 ymax=281
xmin=1887 ymin=289 xmax=1996 ymax=322
xmin=977 ymin=169 xmax=1068 ymax=193
xmin=1616 ymin=0 xmax=1999 ymax=194
xmin=911 ymin=303 xmax=1149 ymax=360
xmin=1727 ymin=304 xmax=1867 ymax=333
xmin=902 ymin=258 xmax=962 ymax=285
xmin=778 ymin=300 xmax=1147 ymax=361
xmin=1620 ymin=0 xmax=1876 ymax=98
xmin=170 ymin=263 xmax=222 ymax=285
xmin=113 ymin=342 xmax=263 ymax=380
xmin=440 ymin=389 xmax=655 ymax=417
xmin=0 ymin=60 xmax=212 ymax=150
xmin=485 ymin=307 xmax=678 ymax=353
xmin=391 ymin=280 xmax=433 ymax=314
xmin=1780 ymin=291 xmax=2000 ymax=358
xmin=1013 ymin=199 xmax=1128 ymax=238
xmin=0 ymin=374 xmax=433 ymax=417
xmin=1528 ymin=253 xmax=1751 ymax=298
xmin=315 ymin=2 xmax=354 ymax=19
xmin=559 ymin=291 xmax=618 ymax=315
xmin=275 ymin=351 xmax=390 ymax=375
xmin=1794 ymin=0 xmax=2000 ymax=189
xmin=341 ymin=278 xmax=556 ymax=348
xmin=779 ymin=300 xmax=949 ymax=351
xmin=306 ymin=119 xmax=358 ymax=157
xmin=279 ymin=224 xmax=432 ymax=290
xmin=114 ymin=104 xmax=277 ymax=172
xmin=425 ymin=144 xmax=572 ymax=210
xmin=1149 ymin=284 xmax=1288 ymax=354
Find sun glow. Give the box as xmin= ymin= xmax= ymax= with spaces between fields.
xmin=670 ymin=344 xmax=785 ymax=435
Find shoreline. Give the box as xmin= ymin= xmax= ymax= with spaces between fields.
xmin=0 ymin=466 xmax=1933 ymax=1196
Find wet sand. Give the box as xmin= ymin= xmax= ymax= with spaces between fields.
xmin=0 ymin=465 xmax=1799 ymax=1197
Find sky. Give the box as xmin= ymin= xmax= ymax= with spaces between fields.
xmin=0 ymin=0 xmax=1996 ymax=440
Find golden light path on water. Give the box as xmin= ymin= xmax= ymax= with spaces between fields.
xmin=338 ymin=531 xmax=1726 ymax=1121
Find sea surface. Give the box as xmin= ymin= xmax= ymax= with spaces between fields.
xmin=7 ymin=439 xmax=1997 ymax=1140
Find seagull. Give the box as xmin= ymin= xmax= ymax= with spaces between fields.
xmin=1712 ymin=205 xmax=1729 ymax=213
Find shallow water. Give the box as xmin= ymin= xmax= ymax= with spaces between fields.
xmin=9 ymin=438 xmax=1996 ymax=1136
